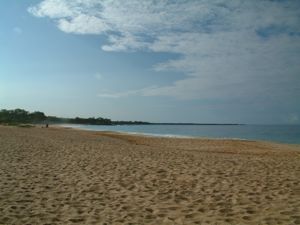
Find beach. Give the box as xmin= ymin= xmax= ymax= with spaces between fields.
xmin=0 ymin=125 xmax=299 ymax=225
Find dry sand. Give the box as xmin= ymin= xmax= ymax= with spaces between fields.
xmin=0 ymin=125 xmax=299 ymax=225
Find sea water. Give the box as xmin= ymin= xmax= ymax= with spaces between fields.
xmin=61 ymin=124 xmax=300 ymax=144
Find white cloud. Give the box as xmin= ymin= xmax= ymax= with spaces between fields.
xmin=57 ymin=15 xmax=109 ymax=34
xmin=28 ymin=0 xmax=75 ymax=18
xmin=28 ymin=0 xmax=110 ymax=34
xmin=29 ymin=0 xmax=300 ymax=101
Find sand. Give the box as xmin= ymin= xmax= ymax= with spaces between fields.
xmin=0 ymin=125 xmax=299 ymax=225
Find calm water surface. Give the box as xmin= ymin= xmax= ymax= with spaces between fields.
xmin=61 ymin=124 xmax=300 ymax=144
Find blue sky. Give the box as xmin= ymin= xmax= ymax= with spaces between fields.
xmin=1 ymin=0 xmax=300 ymax=124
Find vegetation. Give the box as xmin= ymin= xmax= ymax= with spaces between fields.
xmin=0 ymin=108 xmax=240 ymax=126
xmin=69 ymin=117 xmax=112 ymax=125
xmin=0 ymin=109 xmax=149 ymax=126
xmin=0 ymin=109 xmax=46 ymax=125
xmin=113 ymin=120 xmax=150 ymax=125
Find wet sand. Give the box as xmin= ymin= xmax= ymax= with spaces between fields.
xmin=0 ymin=125 xmax=299 ymax=225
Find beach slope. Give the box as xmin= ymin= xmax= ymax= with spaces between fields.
xmin=0 ymin=126 xmax=299 ymax=224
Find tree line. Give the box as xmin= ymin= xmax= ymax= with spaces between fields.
xmin=0 ymin=109 xmax=46 ymax=124
xmin=0 ymin=109 xmax=149 ymax=125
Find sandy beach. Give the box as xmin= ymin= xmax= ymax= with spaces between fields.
xmin=0 ymin=125 xmax=299 ymax=225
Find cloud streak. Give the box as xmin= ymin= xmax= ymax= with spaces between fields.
xmin=28 ymin=0 xmax=300 ymax=102
xmin=97 ymin=86 xmax=159 ymax=98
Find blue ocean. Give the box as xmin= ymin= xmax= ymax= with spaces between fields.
xmin=61 ymin=124 xmax=300 ymax=144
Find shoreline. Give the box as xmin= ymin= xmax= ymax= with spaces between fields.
xmin=56 ymin=124 xmax=300 ymax=148
xmin=58 ymin=124 xmax=249 ymax=140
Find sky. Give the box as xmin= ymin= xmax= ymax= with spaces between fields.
xmin=1 ymin=0 xmax=300 ymax=124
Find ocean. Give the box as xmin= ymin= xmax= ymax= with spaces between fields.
xmin=61 ymin=124 xmax=300 ymax=144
